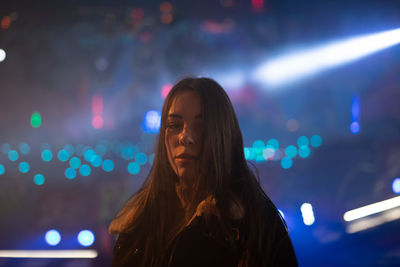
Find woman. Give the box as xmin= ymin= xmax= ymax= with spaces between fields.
xmin=109 ymin=77 xmax=298 ymax=266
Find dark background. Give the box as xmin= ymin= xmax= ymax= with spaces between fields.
xmin=1 ymin=0 xmax=400 ymax=266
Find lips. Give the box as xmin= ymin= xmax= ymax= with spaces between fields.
xmin=175 ymin=153 xmax=197 ymax=164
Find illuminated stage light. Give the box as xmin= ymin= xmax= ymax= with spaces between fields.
xmin=8 ymin=150 xmax=19 ymax=161
xmin=91 ymin=155 xmax=102 ymax=167
xmin=128 ymin=162 xmax=140 ymax=175
xmin=161 ymin=84 xmax=173 ymax=98
xmin=30 ymin=112 xmax=42 ymax=128
xmin=84 ymin=149 xmax=96 ymax=162
xmin=77 ymin=230 xmax=95 ymax=247
xmin=393 ymin=178 xmax=400 ymax=194
xmin=18 ymin=162 xmax=30 ymax=173
xmin=64 ymin=144 xmax=75 ymax=156
xmin=0 ymin=164 xmax=5 ymax=175
xmin=0 ymin=48 xmax=5 ymax=62
xmin=350 ymin=121 xmax=360 ymax=134
xmin=102 ymin=159 xmax=114 ymax=172
xmin=252 ymin=27 xmax=400 ymax=87
xmin=69 ymin=157 xmax=81 ymax=169
xmin=298 ymin=146 xmax=311 ymax=158
xmin=141 ymin=110 xmax=161 ymax=134
xmin=280 ymin=157 xmax=293 ymax=169
xmin=79 ymin=164 xmax=91 ymax=176
xmin=65 ymin=168 xmax=77 ymax=179
xmin=278 ymin=209 xmax=285 ymax=219
xmin=0 ymin=249 xmax=98 ymax=259
xmin=41 ymin=149 xmax=53 ymax=162
xmin=135 ymin=152 xmax=147 ymax=165
xmin=57 ymin=149 xmax=70 ymax=162
xmin=297 ymin=136 xmax=309 ymax=147
xmin=121 ymin=147 xmax=134 ymax=160
xmin=301 ymin=203 xmax=315 ymax=226
xmin=45 ymin=230 xmax=61 ymax=246
xmin=149 ymin=154 xmax=155 ymax=165
xmin=92 ymin=116 xmax=104 ymax=129
xmin=310 ymin=135 xmax=322 ymax=147
xmin=266 ymin=139 xmax=279 ymax=150
xmin=19 ymin=142 xmax=31 ymax=155
xmin=346 ymin=207 xmax=400 ymax=234
xmin=1 ymin=143 xmax=10 ymax=154
xmin=34 ymin=174 xmax=45 ymax=185
xmin=285 ymin=145 xmax=297 ymax=158
xmin=344 ymin=196 xmax=400 ymax=222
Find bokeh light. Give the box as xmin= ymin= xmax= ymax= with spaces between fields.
xmin=310 ymin=135 xmax=322 ymax=147
xmin=30 ymin=112 xmax=42 ymax=128
xmin=128 ymin=162 xmax=140 ymax=175
xmin=298 ymin=146 xmax=311 ymax=158
xmin=266 ymin=138 xmax=279 ymax=150
xmin=34 ymin=174 xmax=45 ymax=186
xmin=57 ymin=149 xmax=70 ymax=162
xmin=141 ymin=110 xmax=161 ymax=134
xmin=69 ymin=157 xmax=81 ymax=169
xmin=102 ymin=159 xmax=114 ymax=172
xmin=135 ymin=152 xmax=147 ymax=165
xmin=65 ymin=168 xmax=77 ymax=179
xmin=91 ymin=155 xmax=102 ymax=167
xmin=297 ymin=136 xmax=309 ymax=147
xmin=84 ymin=149 xmax=96 ymax=162
xmin=301 ymin=203 xmax=315 ymax=226
xmin=281 ymin=157 xmax=293 ymax=169
xmin=350 ymin=121 xmax=360 ymax=134
xmin=77 ymin=230 xmax=95 ymax=247
xmin=79 ymin=164 xmax=91 ymax=176
xmin=161 ymin=83 xmax=173 ymax=98
xmin=392 ymin=178 xmax=400 ymax=194
xmin=18 ymin=162 xmax=30 ymax=173
xmin=0 ymin=164 xmax=5 ymax=175
xmin=41 ymin=149 xmax=53 ymax=162
xmin=262 ymin=147 xmax=275 ymax=160
xmin=19 ymin=142 xmax=31 ymax=155
xmin=45 ymin=229 xmax=61 ymax=246
xmin=8 ymin=150 xmax=19 ymax=161
xmin=0 ymin=48 xmax=6 ymax=62
xmin=92 ymin=115 xmax=104 ymax=129
xmin=285 ymin=145 xmax=297 ymax=158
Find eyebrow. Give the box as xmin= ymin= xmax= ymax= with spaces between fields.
xmin=168 ymin=113 xmax=202 ymax=119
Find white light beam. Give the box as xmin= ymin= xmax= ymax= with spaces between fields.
xmin=343 ymin=195 xmax=400 ymax=222
xmin=0 ymin=250 xmax=98 ymax=258
xmin=252 ymin=27 xmax=400 ymax=87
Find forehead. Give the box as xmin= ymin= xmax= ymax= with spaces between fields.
xmin=168 ymin=90 xmax=201 ymax=116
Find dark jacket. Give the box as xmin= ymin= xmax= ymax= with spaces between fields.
xmin=112 ymin=213 xmax=298 ymax=267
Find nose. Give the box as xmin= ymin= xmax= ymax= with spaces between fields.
xmin=178 ymin=125 xmax=195 ymax=146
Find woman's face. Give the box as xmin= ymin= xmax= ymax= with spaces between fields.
xmin=165 ymin=90 xmax=203 ymax=183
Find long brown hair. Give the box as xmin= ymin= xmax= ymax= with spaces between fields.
xmin=109 ymin=77 xmax=287 ymax=266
